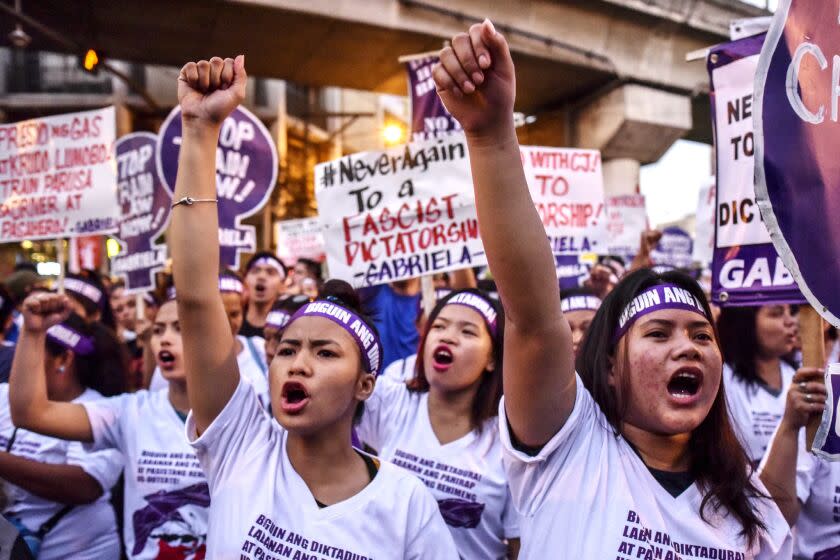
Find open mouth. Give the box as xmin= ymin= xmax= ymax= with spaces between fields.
xmin=158 ymin=350 xmax=176 ymax=369
xmin=280 ymin=381 xmax=310 ymax=413
xmin=667 ymin=368 xmax=703 ymax=399
xmin=255 ymin=283 xmax=266 ymax=296
xmin=432 ymin=345 xmax=454 ymax=370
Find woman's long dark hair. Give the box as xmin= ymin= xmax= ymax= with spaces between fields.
xmin=45 ymin=313 xmax=127 ymax=397
xmin=408 ymin=289 xmax=504 ymax=433
xmin=577 ymin=268 xmax=767 ymax=546
xmin=717 ymin=306 xmax=798 ymax=387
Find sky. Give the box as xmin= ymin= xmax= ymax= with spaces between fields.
xmin=640 ymin=140 xmax=713 ymax=228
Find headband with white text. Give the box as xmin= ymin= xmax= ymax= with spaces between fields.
xmin=47 ymin=323 xmax=95 ymax=355
xmin=443 ymin=292 xmax=499 ymax=338
xmin=64 ymin=277 xmax=104 ymax=306
xmin=561 ymin=295 xmax=602 ymax=314
xmin=248 ymin=256 xmax=286 ymax=279
xmin=613 ymin=283 xmax=709 ymax=344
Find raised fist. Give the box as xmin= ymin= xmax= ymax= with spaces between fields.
xmin=433 ymin=20 xmax=516 ymax=136
xmin=21 ymin=292 xmax=72 ymax=333
xmin=178 ymin=55 xmax=247 ymax=125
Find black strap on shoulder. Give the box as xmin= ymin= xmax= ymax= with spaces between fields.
xmin=4 ymin=429 xmax=16 ymax=453
xmin=36 ymin=505 xmax=74 ymax=538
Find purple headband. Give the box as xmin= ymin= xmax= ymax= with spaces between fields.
xmin=47 ymin=323 xmax=95 ymax=355
xmin=286 ymin=301 xmax=382 ymax=375
xmin=248 ymin=256 xmax=286 ymax=278
xmin=561 ymin=295 xmax=602 ymax=313
xmin=613 ymin=283 xmax=709 ymax=344
xmin=219 ymin=276 xmax=244 ymax=294
xmin=64 ymin=277 xmax=103 ymax=306
xmin=444 ymin=292 xmax=498 ymax=337
xmin=265 ymin=310 xmax=292 ymax=330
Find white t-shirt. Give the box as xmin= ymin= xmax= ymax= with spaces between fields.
xmin=0 ymin=384 xmax=122 ymax=560
xmin=357 ymin=376 xmax=519 ymax=559
xmin=500 ymin=374 xmax=792 ymax=559
xmin=82 ymin=389 xmax=210 ymax=559
xmin=792 ymin=430 xmax=840 ymax=559
xmin=150 ymin=335 xmax=270 ymax=407
xmin=383 ymin=354 xmax=417 ymax=383
xmin=724 ymin=361 xmax=795 ymax=464
xmin=186 ymin=377 xmax=459 ymax=560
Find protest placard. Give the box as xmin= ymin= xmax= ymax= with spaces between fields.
xmin=275 ymin=217 xmax=326 ymax=267
xmin=405 ymin=56 xmax=462 ymax=143
xmin=0 ymin=107 xmax=119 ymax=242
xmin=110 ymin=132 xmax=171 ymax=293
xmin=651 ymin=226 xmax=694 ymax=271
xmin=314 ymin=134 xmax=486 ymax=287
xmin=754 ymin=0 xmax=840 ymax=459
xmin=156 ymin=106 xmax=277 ymax=268
xmin=521 ymin=146 xmax=608 ymax=267
xmin=606 ymin=194 xmax=648 ymax=262
xmin=707 ymin=34 xmax=804 ymax=306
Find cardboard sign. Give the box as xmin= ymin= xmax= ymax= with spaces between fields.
xmin=0 ymin=107 xmax=119 ymax=241
xmin=708 ymin=34 xmax=804 ymax=306
xmin=156 ymin=106 xmax=278 ymax=268
xmin=405 ymin=56 xmax=462 ymax=142
xmin=521 ymin=147 xmax=608 ymax=267
xmin=314 ymin=134 xmax=486 ymax=287
xmin=110 ymin=132 xmax=171 ymax=293
xmin=606 ymin=194 xmax=648 ymax=262
xmin=754 ymin=0 xmax=840 ymax=327
xmin=651 ymin=226 xmax=694 ymax=271
xmin=275 ymin=217 xmax=326 ymax=266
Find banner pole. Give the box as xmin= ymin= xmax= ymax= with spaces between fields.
xmin=136 ymin=293 xmax=145 ymax=322
xmin=56 ymin=238 xmax=66 ymax=294
xmin=421 ymin=276 xmax=435 ymax=320
xmin=802 ymin=306 xmax=827 ymax=450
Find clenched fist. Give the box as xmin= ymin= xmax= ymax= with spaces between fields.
xmin=178 ymin=55 xmax=247 ymax=126
xmin=21 ymin=292 xmax=72 ymax=333
xmin=433 ymin=20 xmax=515 ymax=137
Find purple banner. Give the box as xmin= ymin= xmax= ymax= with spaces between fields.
xmin=651 ymin=226 xmax=693 ymax=271
xmin=813 ymin=367 xmax=840 ymax=460
xmin=405 ymin=56 xmax=462 ymax=142
xmin=111 ymin=132 xmax=170 ymax=293
xmin=754 ymin=0 xmax=840 ymax=327
xmin=555 ymin=254 xmax=590 ymax=291
xmin=707 ymin=33 xmax=805 ymax=307
xmin=156 ymin=106 xmax=278 ymax=268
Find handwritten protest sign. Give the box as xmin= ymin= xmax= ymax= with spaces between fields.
xmin=693 ymin=180 xmax=716 ymax=265
xmin=314 ymin=134 xmax=486 ymax=287
xmin=521 ymin=147 xmax=608 ymax=268
xmin=0 ymin=107 xmax=119 ymax=241
xmin=110 ymin=132 xmax=171 ymax=293
xmin=405 ymin=56 xmax=462 ymax=143
xmin=707 ymin=34 xmax=804 ymax=306
xmin=606 ymin=194 xmax=648 ymax=262
xmin=156 ymin=106 xmax=277 ymax=268
xmin=754 ymin=0 xmax=840 ymax=327
xmin=275 ymin=217 xmax=326 ymax=266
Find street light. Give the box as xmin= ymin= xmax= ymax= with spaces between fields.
xmin=382 ymin=122 xmax=406 ymax=146
xmin=80 ymin=48 xmax=101 ymax=74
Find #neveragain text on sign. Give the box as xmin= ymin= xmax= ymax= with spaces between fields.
xmin=0 ymin=106 xmax=119 ymax=241
xmin=707 ymin=34 xmax=804 ymax=307
xmin=754 ymin=0 xmax=840 ymax=328
xmin=314 ymin=134 xmax=486 ymax=288
xmin=111 ymin=132 xmax=172 ymax=293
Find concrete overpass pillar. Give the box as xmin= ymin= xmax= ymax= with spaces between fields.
xmin=574 ymin=84 xmax=692 ymax=196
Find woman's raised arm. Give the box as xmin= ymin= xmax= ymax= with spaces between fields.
xmin=168 ymin=56 xmax=246 ymax=432
xmin=9 ymin=293 xmax=93 ymax=442
xmin=433 ymin=21 xmax=575 ymax=447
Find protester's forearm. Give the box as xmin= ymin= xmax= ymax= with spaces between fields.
xmin=0 ymin=453 xmax=103 ymax=504
xmin=9 ymin=328 xmax=49 ymax=429
xmin=758 ymin=422 xmax=802 ymax=526
xmin=466 ymin=126 xmax=561 ymax=330
xmin=169 ymin=124 xmax=222 ymax=307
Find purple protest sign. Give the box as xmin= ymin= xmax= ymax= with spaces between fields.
xmin=156 ymin=106 xmax=278 ymax=268
xmin=111 ymin=132 xmax=171 ymax=293
xmin=651 ymin=226 xmax=693 ymax=272
xmin=405 ymin=56 xmax=462 ymax=142
xmin=555 ymin=255 xmax=591 ymax=291
xmin=754 ymin=0 xmax=840 ymax=327
xmin=707 ymin=33 xmax=805 ymax=307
